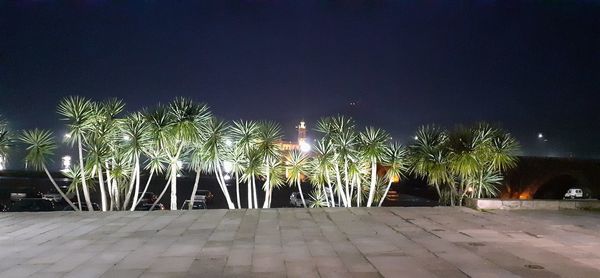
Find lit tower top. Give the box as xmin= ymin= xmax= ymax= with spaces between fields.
xmin=297 ymin=121 xmax=307 ymax=145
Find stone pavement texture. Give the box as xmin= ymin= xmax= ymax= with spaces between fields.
xmin=0 ymin=208 xmax=599 ymax=278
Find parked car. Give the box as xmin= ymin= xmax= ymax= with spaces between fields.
xmin=195 ymin=190 xmax=214 ymax=202
xmin=564 ymin=188 xmax=590 ymax=199
xmin=7 ymin=198 xmax=57 ymax=212
xmin=63 ymin=202 xmax=100 ymax=211
xmin=181 ymin=200 xmax=207 ymax=210
xmin=42 ymin=193 xmax=63 ymax=203
xmin=135 ymin=202 xmax=165 ymax=211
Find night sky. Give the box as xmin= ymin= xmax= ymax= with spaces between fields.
xmin=1 ymin=1 xmax=599 ymax=168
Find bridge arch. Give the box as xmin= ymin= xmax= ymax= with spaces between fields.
xmin=531 ymin=171 xmax=592 ymax=199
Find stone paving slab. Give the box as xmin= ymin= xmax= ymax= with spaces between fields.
xmin=0 ymin=207 xmax=600 ymax=277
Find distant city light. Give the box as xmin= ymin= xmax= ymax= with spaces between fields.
xmin=223 ymin=161 xmax=233 ymax=173
xmin=64 ymin=133 xmax=72 ymax=139
xmin=537 ymin=133 xmax=544 ymax=139
xmin=224 ymin=174 xmax=231 ymax=181
xmin=414 ymin=136 xmax=419 ymax=140
xmin=61 ymin=155 xmax=71 ymax=172
xmin=0 ymin=155 xmax=6 ymax=171
xmin=300 ymin=141 xmax=311 ymax=153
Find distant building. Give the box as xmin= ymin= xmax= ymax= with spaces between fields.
xmin=277 ymin=120 xmax=310 ymax=153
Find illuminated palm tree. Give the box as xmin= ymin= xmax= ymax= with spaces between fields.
xmin=311 ymin=138 xmax=336 ymax=207
xmin=359 ymin=127 xmax=390 ymax=207
xmin=57 ymin=96 xmax=95 ymax=210
xmin=242 ymin=149 xmax=262 ymax=209
xmin=231 ymin=120 xmax=259 ymax=208
xmin=410 ymin=125 xmax=452 ymax=204
xmin=134 ymin=146 xmax=167 ymax=208
xmin=19 ymin=129 xmax=78 ymax=210
xmin=255 ymin=121 xmax=282 ymax=208
xmin=120 ymin=112 xmax=153 ymax=210
xmin=286 ymin=150 xmax=309 ymax=207
xmin=227 ymin=147 xmax=247 ymax=209
xmin=378 ymin=142 xmax=408 ymax=207
xmin=202 ymin=118 xmax=235 ymax=209
xmin=0 ymin=115 xmax=12 ymax=169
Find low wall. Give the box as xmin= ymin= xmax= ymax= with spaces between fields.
xmin=465 ymin=198 xmax=600 ymax=210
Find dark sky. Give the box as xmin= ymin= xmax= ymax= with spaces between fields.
xmin=1 ymin=0 xmax=599 ymax=166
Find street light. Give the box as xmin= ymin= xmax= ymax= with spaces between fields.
xmin=537 ymin=133 xmax=544 ymax=139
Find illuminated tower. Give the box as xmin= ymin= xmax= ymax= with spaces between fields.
xmin=297 ymin=121 xmax=311 ymax=152
xmin=297 ymin=121 xmax=307 ymax=145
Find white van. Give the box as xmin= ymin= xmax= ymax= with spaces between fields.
xmin=564 ymin=188 xmax=584 ymax=199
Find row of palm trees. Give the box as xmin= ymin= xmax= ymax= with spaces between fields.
xmin=2 ymin=97 xmax=520 ymax=211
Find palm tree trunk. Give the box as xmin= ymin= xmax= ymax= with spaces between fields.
xmin=378 ymin=180 xmax=393 ymax=207
xmin=113 ymin=179 xmax=120 ymax=210
xmin=357 ymin=177 xmax=361 ymax=207
xmin=189 ymin=170 xmax=201 ymax=210
xmin=262 ymin=164 xmax=270 ymax=208
xmin=325 ymin=169 xmax=335 ymax=207
xmin=151 ymin=179 xmax=171 ymax=211
xmin=105 ymin=163 xmax=114 ymax=211
xmin=97 ymin=166 xmax=107 ymax=211
xmin=77 ymin=139 xmax=94 ymax=211
xmin=170 ymin=163 xmax=178 ymax=210
xmin=43 ymin=165 xmax=78 ymax=211
xmin=344 ymin=158 xmax=351 ymax=205
xmin=334 ymin=165 xmax=348 ymax=207
xmin=134 ymin=171 xmax=154 ymax=208
xmin=366 ymin=160 xmax=377 ymax=207
xmin=350 ymin=174 xmax=356 ymax=206
xmin=297 ymin=177 xmax=306 ymax=208
xmin=252 ymin=176 xmax=258 ymax=209
xmin=131 ymin=156 xmax=141 ymax=210
xmin=123 ymin=164 xmax=138 ymax=210
xmin=235 ymin=172 xmax=241 ymax=209
xmin=75 ymin=183 xmax=82 ymax=210
xmin=247 ymin=178 xmax=253 ymax=209
xmin=215 ymin=166 xmax=235 ymax=209
xmin=323 ymin=184 xmax=330 ymax=207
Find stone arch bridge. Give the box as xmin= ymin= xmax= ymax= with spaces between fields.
xmin=501 ymin=156 xmax=600 ymax=200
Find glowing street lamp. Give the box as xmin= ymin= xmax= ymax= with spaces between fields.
xmin=537 ymin=133 xmax=544 ymax=139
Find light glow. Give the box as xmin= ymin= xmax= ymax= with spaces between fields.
xmin=300 ymin=141 xmax=311 ymax=153
xmin=223 ymin=161 xmax=233 ymax=173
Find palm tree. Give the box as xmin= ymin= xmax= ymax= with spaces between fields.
xmin=378 ymin=142 xmax=408 ymax=207
xmin=359 ymin=127 xmax=390 ymax=207
xmin=0 ymin=115 xmax=12 ymax=169
xmin=231 ymin=120 xmax=259 ymax=208
xmin=120 ymin=112 xmax=152 ymax=211
xmin=227 ymin=147 xmax=247 ymax=209
xmin=311 ymin=138 xmax=336 ymax=207
xmin=286 ymin=150 xmax=309 ymax=207
xmin=58 ymin=96 xmax=96 ymax=210
xmin=134 ymin=146 xmax=167 ymax=208
xmin=19 ymin=129 xmax=78 ymax=210
xmin=202 ymin=118 xmax=235 ymax=209
xmin=410 ymin=125 xmax=453 ymax=204
xmin=255 ymin=121 xmax=282 ymax=208
xmin=242 ymin=149 xmax=262 ymax=209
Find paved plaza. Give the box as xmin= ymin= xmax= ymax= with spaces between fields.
xmin=0 ymin=207 xmax=599 ymax=277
